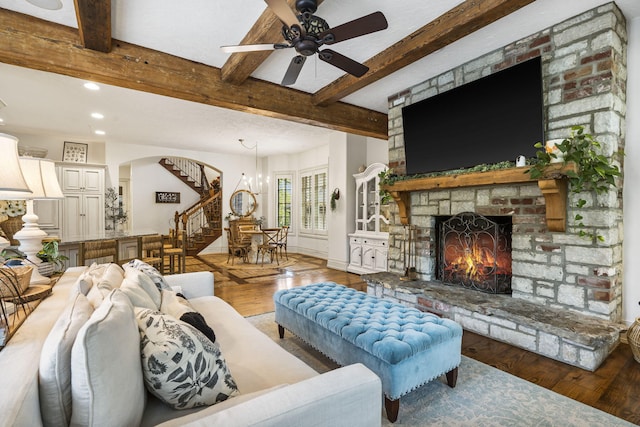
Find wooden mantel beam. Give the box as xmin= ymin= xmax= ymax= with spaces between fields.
xmin=312 ymin=0 xmax=536 ymax=107
xmin=0 ymin=9 xmax=387 ymax=140
xmin=383 ymin=163 xmax=577 ymax=230
xmin=74 ymin=0 xmax=112 ymax=53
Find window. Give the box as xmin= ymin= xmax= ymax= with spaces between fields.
xmin=275 ymin=174 xmax=292 ymax=228
xmin=300 ymin=167 xmax=327 ymax=234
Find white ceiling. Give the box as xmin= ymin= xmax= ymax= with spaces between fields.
xmin=0 ymin=0 xmax=639 ymax=157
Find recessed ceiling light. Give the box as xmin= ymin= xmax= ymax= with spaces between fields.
xmin=25 ymin=0 xmax=62 ymax=10
xmin=83 ymin=82 xmax=100 ymax=91
xmin=91 ymin=112 xmax=104 ymax=119
xmin=94 ymin=130 xmax=106 ymax=135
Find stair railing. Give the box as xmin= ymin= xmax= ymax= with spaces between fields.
xmin=173 ymin=190 xmax=222 ymax=251
xmin=163 ymin=157 xmax=211 ymax=194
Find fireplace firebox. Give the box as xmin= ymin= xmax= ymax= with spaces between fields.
xmin=436 ymin=212 xmax=512 ymax=294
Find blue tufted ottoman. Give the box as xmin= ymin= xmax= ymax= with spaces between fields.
xmin=274 ymin=282 xmax=462 ymax=422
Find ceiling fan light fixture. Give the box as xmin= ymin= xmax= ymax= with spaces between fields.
xmin=25 ymin=0 xmax=63 ymax=10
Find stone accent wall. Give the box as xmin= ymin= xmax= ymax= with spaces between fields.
xmin=385 ymin=3 xmax=627 ymax=322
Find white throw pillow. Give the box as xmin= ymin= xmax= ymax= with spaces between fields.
xmin=39 ymin=293 xmax=93 ymax=427
xmin=98 ymin=263 xmax=125 ymax=288
xmin=70 ymin=289 xmax=145 ymax=427
xmin=71 ymin=272 xmax=93 ymax=297
xmin=159 ymin=289 xmax=194 ymax=319
xmin=85 ymin=282 xmax=112 ymax=309
xmin=135 ymin=308 xmax=239 ymax=410
xmin=120 ymin=276 xmax=158 ymax=310
xmin=123 ymin=266 xmax=162 ymax=308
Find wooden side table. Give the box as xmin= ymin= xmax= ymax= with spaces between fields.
xmin=1 ymin=278 xmax=57 ymax=348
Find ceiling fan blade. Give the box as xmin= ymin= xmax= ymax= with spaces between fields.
xmin=318 ymin=49 xmax=368 ymax=77
xmin=281 ymin=55 xmax=306 ymax=86
xmin=221 ymin=43 xmax=290 ymax=53
xmin=319 ymin=11 xmax=388 ymax=45
xmin=264 ymin=0 xmax=305 ymax=36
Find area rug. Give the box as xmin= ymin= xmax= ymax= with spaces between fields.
xmin=197 ymin=253 xmax=297 ymax=278
xmin=247 ymin=312 xmax=635 ymax=427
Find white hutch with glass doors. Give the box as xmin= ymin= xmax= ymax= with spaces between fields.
xmin=347 ymin=162 xmax=390 ymax=274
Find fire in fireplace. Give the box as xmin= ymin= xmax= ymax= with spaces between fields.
xmin=436 ymin=212 xmax=512 ymax=294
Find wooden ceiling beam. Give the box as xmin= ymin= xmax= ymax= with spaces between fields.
xmin=73 ymin=0 xmax=112 ymax=53
xmin=221 ymin=0 xmax=295 ymax=85
xmin=312 ymin=0 xmax=536 ymax=106
xmin=0 ymin=9 xmax=387 ymax=140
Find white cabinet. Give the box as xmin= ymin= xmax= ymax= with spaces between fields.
xmin=347 ymin=163 xmax=390 ymax=274
xmin=118 ymin=237 xmax=139 ymax=263
xmin=60 ymin=166 xmax=104 ymax=193
xmin=34 ymin=199 xmax=61 ymax=237
xmin=58 ymin=164 xmax=106 ymax=240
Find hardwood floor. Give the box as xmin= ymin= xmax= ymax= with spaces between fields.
xmin=187 ymin=253 xmax=640 ymax=425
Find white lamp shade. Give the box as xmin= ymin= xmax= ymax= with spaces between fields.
xmin=25 ymin=0 xmax=63 ymax=10
xmin=0 ymin=133 xmax=31 ymax=193
xmin=18 ymin=157 xmax=65 ymax=199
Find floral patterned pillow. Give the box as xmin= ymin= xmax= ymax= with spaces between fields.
xmin=135 ymin=308 xmax=239 ymax=409
xmin=125 ymin=259 xmax=171 ymax=291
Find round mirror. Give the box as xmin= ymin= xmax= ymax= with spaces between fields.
xmin=230 ymin=190 xmax=257 ymax=217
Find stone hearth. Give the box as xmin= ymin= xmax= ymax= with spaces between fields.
xmin=363 ymin=272 xmax=623 ymax=371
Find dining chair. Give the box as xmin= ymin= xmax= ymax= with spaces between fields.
xmin=78 ymin=239 xmax=118 ymax=266
xmin=276 ymin=226 xmax=289 ymax=260
xmin=225 ymin=227 xmax=250 ymax=265
xmin=257 ymin=228 xmax=279 ymax=266
xmin=138 ymin=234 xmax=164 ymax=272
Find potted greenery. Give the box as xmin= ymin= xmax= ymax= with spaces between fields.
xmin=105 ymin=187 xmax=128 ymax=231
xmin=37 ymin=240 xmax=69 ymax=275
xmin=330 ymin=188 xmax=340 ymax=211
xmin=528 ymin=125 xmax=622 ymax=241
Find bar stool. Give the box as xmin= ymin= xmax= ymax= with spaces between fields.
xmin=138 ymin=234 xmax=164 ymax=272
xmin=78 ymin=240 xmax=118 ymax=266
xmin=163 ymin=229 xmax=186 ymax=274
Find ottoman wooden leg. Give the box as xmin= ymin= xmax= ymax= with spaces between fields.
xmin=384 ymin=397 xmax=399 ymax=423
xmin=446 ymin=367 xmax=458 ymax=388
xmin=278 ymin=324 xmax=285 ymax=339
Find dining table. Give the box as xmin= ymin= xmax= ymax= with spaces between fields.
xmin=239 ymin=227 xmax=281 ymax=264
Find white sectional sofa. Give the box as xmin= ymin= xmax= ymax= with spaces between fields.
xmin=0 ymin=264 xmax=382 ymax=427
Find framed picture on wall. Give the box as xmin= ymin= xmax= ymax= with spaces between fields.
xmin=62 ymin=141 xmax=88 ymax=163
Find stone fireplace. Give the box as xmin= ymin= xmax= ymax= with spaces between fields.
xmin=436 ymin=212 xmax=512 ymax=294
xmin=365 ymin=3 xmax=628 ymax=371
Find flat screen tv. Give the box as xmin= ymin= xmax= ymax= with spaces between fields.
xmin=402 ymin=56 xmax=544 ymax=175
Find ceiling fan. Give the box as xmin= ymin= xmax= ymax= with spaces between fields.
xmin=221 ymin=0 xmax=388 ymax=86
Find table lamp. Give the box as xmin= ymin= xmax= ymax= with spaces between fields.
xmin=2 ymin=157 xmax=64 ymax=285
xmin=0 ymin=133 xmax=30 ymax=193
xmin=0 ymin=133 xmax=31 ymax=259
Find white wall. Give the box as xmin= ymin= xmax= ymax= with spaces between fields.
xmin=623 ymin=16 xmax=640 ymax=325
xmin=10 ymin=132 xmax=105 ymax=165
xmin=366 ymin=137 xmax=389 ymax=166
xmin=266 ymin=134 xmax=386 ymax=264
xmin=128 ymin=157 xmax=201 ymax=232
xmin=107 ymin=141 xmax=255 ymax=254
xmin=327 ymin=133 xmax=367 ymax=270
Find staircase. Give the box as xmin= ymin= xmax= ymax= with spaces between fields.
xmin=159 ymin=158 xmax=209 ymax=194
xmin=160 ymin=158 xmax=222 ymax=255
xmin=175 ymin=190 xmax=223 ymax=256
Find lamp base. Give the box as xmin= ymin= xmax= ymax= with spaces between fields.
xmin=27 ymin=265 xmax=51 ymax=285
xmin=14 ymin=202 xmax=51 ymax=285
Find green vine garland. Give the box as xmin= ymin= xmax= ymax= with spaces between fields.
xmin=528 ymin=125 xmax=622 ymax=241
